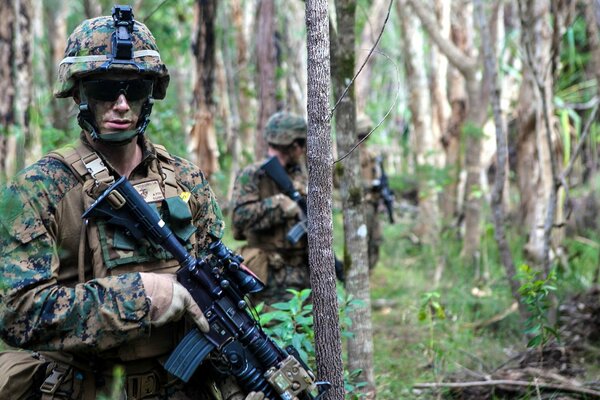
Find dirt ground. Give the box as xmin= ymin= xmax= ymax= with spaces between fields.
xmin=433 ymin=287 xmax=600 ymax=399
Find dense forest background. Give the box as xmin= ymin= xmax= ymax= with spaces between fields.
xmin=1 ymin=0 xmax=600 ymax=399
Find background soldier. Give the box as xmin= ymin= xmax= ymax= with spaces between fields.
xmin=0 ymin=9 xmax=262 ymax=400
xmin=231 ymin=112 xmax=309 ymax=306
xmin=357 ymin=114 xmax=384 ymax=270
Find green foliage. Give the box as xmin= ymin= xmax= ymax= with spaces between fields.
xmin=258 ymin=288 xmax=315 ymax=365
xmin=256 ymin=286 xmax=366 ymax=398
xmin=417 ymin=291 xmax=446 ymax=364
xmin=97 ymin=366 xmax=125 ymax=400
xmin=517 ymin=265 xmax=560 ymax=348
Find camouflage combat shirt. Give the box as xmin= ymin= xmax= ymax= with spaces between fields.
xmin=231 ymin=160 xmax=307 ymax=252
xmin=0 ymin=134 xmax=224 ymax=355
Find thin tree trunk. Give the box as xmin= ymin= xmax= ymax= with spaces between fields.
xmin=83 ymin=0 xmax=102 ymax=18
xmin=231 ymin=0 xmax=254 ymax=161
xmin=331 ymin=0 xmax=375 ymax=397
xmin=45 ymin=0 xmax=70 ymax=132
xmin=282 ymin=2 xmax=307 ymax=113
xmin=305 ymin=1 xmax=344 ymax=398
xmin=475 ymin=0 xmax=525 ymax=320
xmin=189 ymin=0 xmax=219 ymax=179
xmin=256 ymin=0 xmax=277 ymax=159
xmin=407 ymin=0 xmax=490 ymax=263
xmin=354 ymin=0 xmax=388 ymax=113
xmin=0 ymin=0 xmax=33 ymax=178
xmin=430 ymin=0 xmax=451 ymax=169
xmin=398 ymin=0 xmax=440 ymax=246
xmin=516 ymin=0 xmax=558 ymax=267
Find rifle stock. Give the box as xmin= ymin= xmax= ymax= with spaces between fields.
xmin=82 ymin=176 xmax=330 ymax=399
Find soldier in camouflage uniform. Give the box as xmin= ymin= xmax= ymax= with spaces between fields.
xmin=0 ymin=9 xmax=263 ymax=400
xmin=231 ymin=112 xmax=309 ymax=306
xmin=357 ymin=114 xmax=383 ymax=270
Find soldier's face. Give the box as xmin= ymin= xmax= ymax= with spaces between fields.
xmin=289 ymin=141 xmax=306 ymax=165
xmin=77 ymin=73 xmax=149 ymax=133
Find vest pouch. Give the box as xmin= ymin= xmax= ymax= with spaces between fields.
xmin=0 ymin=350 xmax=48 ymax=400
xmin=162 ymin=196 xmax=196 ymax=242
xmin=237 ymin=245 xmax=277 ymax=284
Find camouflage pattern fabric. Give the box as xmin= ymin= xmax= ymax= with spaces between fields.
xmin=0 ymin=134 xmax=223 ymax=354
xmin=54 ymin=16 xmax=169 ymax=99
xmin=263 ymin=112 xmax=307 ymax=146
xmin=231 ymin=160 xmax=309 ymax=306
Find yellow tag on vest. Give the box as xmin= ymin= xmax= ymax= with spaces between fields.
xmin=133 ymin=180 xmax=164 ymax=203
xmin=179 ymin=191 xmax=191 ymax=203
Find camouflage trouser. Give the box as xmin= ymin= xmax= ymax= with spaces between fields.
xmin=365 ymin=202 xmax=383 ymax=270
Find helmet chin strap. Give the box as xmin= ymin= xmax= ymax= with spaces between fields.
xmin=77 ymin=82 xmax=154 ymax=146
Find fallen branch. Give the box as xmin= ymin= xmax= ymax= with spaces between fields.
xmin=463 ymin=302 xmax=518 ymax=330
xmin=413 ymin=379 xmax=600 ymax=397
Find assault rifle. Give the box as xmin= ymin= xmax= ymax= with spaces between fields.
xmin=375 ymin=155 xmax=395 ymax=224
xmin=260 ymin=156 xmax=345 ymax=282
xmin=82 ymin=176 xmax=330 ymax=400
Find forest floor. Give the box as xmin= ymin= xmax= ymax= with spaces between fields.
xmin=366 ymin=210 xmax=600 ymax=399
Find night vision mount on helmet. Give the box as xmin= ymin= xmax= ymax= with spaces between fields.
xmin=55 ymin=5 xmax=170 ymax=144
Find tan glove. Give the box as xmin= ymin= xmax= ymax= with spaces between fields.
xmin=272 ymin=193 xmax=301 ymax=219
xmin=140 ymin=272 xmax=209 ymax=332
xmin=244 ymin=392 xmax=266 ymax=400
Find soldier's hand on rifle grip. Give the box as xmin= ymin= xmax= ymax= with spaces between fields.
xmin=244 ymin=392 xmax=268 ymax=400
xmin=140 ymin=272 xmax=210 ymax=332
xmin=272 ymin=193 xmax=302 ymax=219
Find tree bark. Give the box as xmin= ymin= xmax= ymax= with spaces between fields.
xmin=44 ymin=0 xmax=70 ymax=132
xmin=331 ymin=0 xmax=375 ymax=397
xmin=255 ymin=0 xmax=277 ymax=159
xmin=398 ymin=0 xmax=440 ymax=246
xmin=189 ymin=0 xmax=219 ymax=179
xmin=430 ymin=0 xmax=451 ymax=171
xmin=474 ymin=0 xmax=525 ymax=320
xmin=231 ymin=0 xmax=254 ymax=160
xmin=83 ymin=0 xmax=102 ymax=18
xmin=354 ymin=0 xmax=389 ymax=113
xmin=0 ymin=0 xmax=33 ymax=178
xmin=282 ymin=2 xmax=307 ymax=113
xmin=406 ymin=0 xmax=490 ymax=263
xmin=516 ymin=0 xmax=559 ymax=266
xmin=305 ymin=1 xmax=344 ymax=399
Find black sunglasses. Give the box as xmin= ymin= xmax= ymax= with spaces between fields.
xmin=82 ymin=79 xmax=154 ymax=102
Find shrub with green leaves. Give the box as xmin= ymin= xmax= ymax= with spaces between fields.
xmin=517 ymin=264 xmax=560 ymax=348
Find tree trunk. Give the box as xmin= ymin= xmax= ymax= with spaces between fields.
xmin=44 ymin=0 xmax=70 ymax=132
xmin=475 ymin=0 xmax=526 ymax=321
xmin=83 ymin=0 xmax=102 ymax=18
xmin=516 ymin=0 xmax=559 ymax=265
xmin=430 ymin=0 xmax=451 ymax=171
xmin=282 ymin=2 xmax=307 ymax=113
xmin=189 ymin=0 xmax=219 ymax=179
xmin=354 ymin=0 xmax=389 ymax=113
xmin=398 ymin=0 xmax=440 ymax=245
xmin=305 ymin=1 xmax=344 ymax=399
xmin=441 ymin=3 xmax=468 ymax=223
xmin=406 ymin=0 xmax=489 ymax=262
xmin=331 ymin=0 xmax=375 ymax=397
xmin=231 ymin=0 xmax=254 ymax=161
xmin=255 ymin=0 xmax=277 ymax=159
xmin=0 ymin=0 xmax=33 ymax=178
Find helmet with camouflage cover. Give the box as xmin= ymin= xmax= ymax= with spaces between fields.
xmin=264 ymin=112 xmax=307 ymax=146
xmin=55 ymin=6 xmax=169 ymax=144
xmin=356 ymin=114 xmax=374 ymax=137
xmin=54 ymin=10 xmax=169 ymax=99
